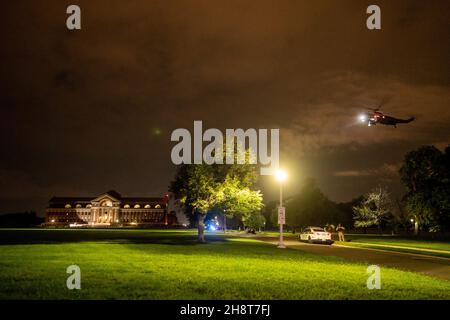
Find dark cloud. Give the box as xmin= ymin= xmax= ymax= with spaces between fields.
xmin=0 ymin=0 xmax=449 ymax=214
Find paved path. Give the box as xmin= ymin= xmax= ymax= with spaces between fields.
xmin=255 ymin=237 xmax=450 ymax=281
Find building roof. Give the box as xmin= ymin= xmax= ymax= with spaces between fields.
xmin=49 ymin=197 xmax=93 ymax=203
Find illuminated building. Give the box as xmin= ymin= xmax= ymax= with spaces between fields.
xmin=45 ymin=190 xmax=177 ymax=227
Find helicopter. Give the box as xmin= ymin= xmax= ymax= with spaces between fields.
xmin=359 ymin=107 xmax=415 ymax=128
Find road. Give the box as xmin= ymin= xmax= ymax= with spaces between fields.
xmin=255 ymin=237 xmax=450 ymax=281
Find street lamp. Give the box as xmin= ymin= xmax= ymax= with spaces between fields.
xmin=275 ymin=169 xmax=287 ymax=248
xmin=223 ymin=209 xmax=227 ymax=233
xmin=411 ymin=217 xmax=418 ymax=235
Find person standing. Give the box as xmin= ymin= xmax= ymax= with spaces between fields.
xmin=336 ymin=224 xmax=346 ymax=242
xmin=325 ymin=224 xmax=335 ymax=240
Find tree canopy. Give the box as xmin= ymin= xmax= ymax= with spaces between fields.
xmin=399 ymin=145 xmax=450 ymax=231
xmin=285 ymin=178 xmax=343 ymax=230
xmin=353 ymin=186 xmax=392 ymax=231
xmin=169 ymin=147 xmax=263 ymax=241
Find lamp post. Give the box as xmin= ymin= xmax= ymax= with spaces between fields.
xmin=275 ymin=169 xmax=287 ymax=249
xmin=411 ymin=218 xmax=418 ymax=235
xmin=223 ymin=209 xmax=227 ymax=233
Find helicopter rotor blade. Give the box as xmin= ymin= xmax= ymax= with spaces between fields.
xmin=378 ymin=95 xmax=393 ymax=110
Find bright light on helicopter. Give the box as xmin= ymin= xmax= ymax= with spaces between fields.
xmin=359 ymin=114 xmax=367 ymax=122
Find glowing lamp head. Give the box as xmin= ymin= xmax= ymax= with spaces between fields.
xmin=359 ymin=114 xmax=367 ymax=122
xmin=275 ymin=169 xmax=287 ymax=182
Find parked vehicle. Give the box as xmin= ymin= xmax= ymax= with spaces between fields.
xmin=299 ymin=226 xmax=334 ymax=245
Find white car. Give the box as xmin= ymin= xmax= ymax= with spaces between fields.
xmin=299 ymin=227 xmax=333 ymax=245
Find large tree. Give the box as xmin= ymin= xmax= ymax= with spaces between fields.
xmin=244 ymin=213 xmax=266 ymax=232
xmin=352 ymin=205 xmax=378 ymax=232
xmin=353 ymin=186 xmax=392 ymax=233
xmin=389 ymin=197 xmax=411 ymax=233
xmin=212 ymin=176 xmax=263 ymax=224
xmin=399 ymin=145 xmax=450 ymax=232
xmin=336 ymin=195 xmax=364 ymax=228
xmin=285 ymin=178 xmax=342 ymax=232
xmin=261 ymin=200 xmax=279 ymax=229
xmin=169 ymin=149 xmax=263 ymax=242
xmin=170 ymin=164 xmax=216 ymax=241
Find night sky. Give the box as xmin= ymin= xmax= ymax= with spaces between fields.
xmin=1 ymin=1 xmax=449 ymax=215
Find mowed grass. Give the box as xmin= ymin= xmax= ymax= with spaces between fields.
xmin=334 ymin=234 xmax=450 ymax=258
xmin=0 ymin=229 xmax=449 ymax=299
xmin=257 ymin=232 xmax=450 ymax=258
xmin=344 ymin=234 xmax=450 ymax=252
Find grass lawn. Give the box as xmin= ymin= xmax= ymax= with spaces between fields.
xmin=344 ymin=234 xmax=450 ymax=251
xmin=336 ymin=234 xmax=450 ymax=258
xmin=0 ymin=229 xmax=449 ymax=299
xmin=256 ymin=231 xmax=450 ymax=258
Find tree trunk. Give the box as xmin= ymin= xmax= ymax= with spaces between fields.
xmin=197 ymin=214 xmax=205 ymax=242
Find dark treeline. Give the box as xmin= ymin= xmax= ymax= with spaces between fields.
xmin=263 ymin=144 xmax=450 ymax=234
xmin=0 ymin=211 xmax=44 ymax=227
xmin=262 ymin=179 xmax=360 ymax=233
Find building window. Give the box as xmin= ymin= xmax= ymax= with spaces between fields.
xmin=76 ymin=204 xmax=82 ymax=208
xmin=134 ymin=204 xmax=140 ymax=209
xmin=86 ymin=204 xmax=92 ymax=208
xmin=144 ymin=204 xmax=151 ymax=209
xmin=124 ymin=204 xmax=130 ymax=209
xmin=65 ymin=204 xmax=72 ymax=209
xmin=155 ymin=204 xmax=161 ymax=209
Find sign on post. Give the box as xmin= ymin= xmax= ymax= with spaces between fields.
xmin=278 ymin=206 xmax=285 ymax=225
